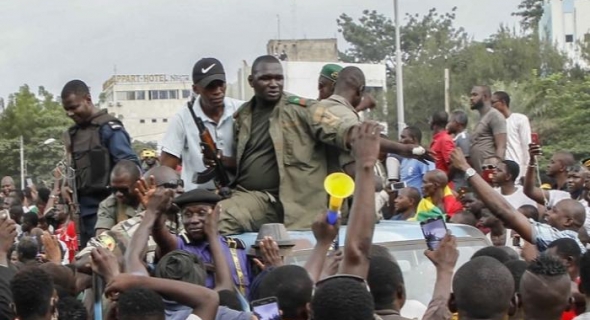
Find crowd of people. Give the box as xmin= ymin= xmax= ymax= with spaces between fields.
xmin=1 ymin=53 xmax=590 ymax=320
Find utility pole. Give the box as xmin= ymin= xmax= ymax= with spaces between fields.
xmin=444 ymin=68 xmax=450 ymax=113
xmin=394 ymin=0 xmax=405 ymax=139
xmin=20 ymin=135 xmax=25 ymax=188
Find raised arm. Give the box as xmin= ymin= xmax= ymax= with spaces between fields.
xmin=450 ymin=148 xmax=534 ymax=243
xmin=338 ymin=122 xmax=380 ymax=278
xmin=205 ymin=204 xmax=235 ymax=292
xmin=106 ymin=274 xmax=219 ymax=320
xmin=523 ymin=144 xmax=549 ymax=205
xmin=304 ymin=212 xmax=339 ymax=283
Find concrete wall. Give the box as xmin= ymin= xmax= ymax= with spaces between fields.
xmin=267 ymin=39 xmax=338 ymax=62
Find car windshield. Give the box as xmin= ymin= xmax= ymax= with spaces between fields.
xmin=286 ymin=240 xmax=486 ymax=307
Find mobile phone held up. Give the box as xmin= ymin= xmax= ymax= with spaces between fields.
xmin=420 ymin=216 xmax=448 ymax=250
xmin=390 ymin=181 xmax=407 ymax=191
xmin=251 ymin=297 xmax=281 ymax=320
xmin=531 ymin=133 xmax=540 ymax=145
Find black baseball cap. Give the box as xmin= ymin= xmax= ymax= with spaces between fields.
xmin=192 ymin=58 xmax=226 ymax=87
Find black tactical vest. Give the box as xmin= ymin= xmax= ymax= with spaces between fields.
xmin=67 ymin=110 xmax=120 ymax=198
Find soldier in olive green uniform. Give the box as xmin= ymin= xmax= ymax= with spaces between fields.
xmin=217 ymin=57 xmax=430 ymax=235
xmin=94 ymin=160 xmax=143 ymax=236
xmin=318 ymin=64 xmax=343 ymax=100
xmin=216 ymin=56 xmax=359 ymax=235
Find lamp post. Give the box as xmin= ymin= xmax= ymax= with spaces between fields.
xmin=393 ymin=0 xmax=405 ymax=139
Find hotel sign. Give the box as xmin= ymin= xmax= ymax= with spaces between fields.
xmin=102 ymin=74 xmax=190 ymax=90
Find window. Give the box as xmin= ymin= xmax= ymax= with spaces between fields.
xmin=182 ymin=90 xmax=191 ymax=99
xmin=140 ymin=119 xmax=145 ymax=123
xmin=169 ymin=90 xmax=178 ymax=99
xmin=116 ymin=91 xmax=127 ymax=101
xmin=152 ymin=119 xmax=157 ymax=123
xmin=163 ymin=118 xmax=168 ymax=123
xmin=566 ymin=34 xmax=574 ymax=43
xmin=136 ymin=91 xmax=146 ymax=100
xmin=149 ymin=90 xmax=159 ymax=100
xmin=158 ymin=91 xmax=169 ymax=99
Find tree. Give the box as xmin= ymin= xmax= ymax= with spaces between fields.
xmin=512 ymin=0 xmax=545 ymax=33
xmin=0 ymin=85 xmax=71 ymax=187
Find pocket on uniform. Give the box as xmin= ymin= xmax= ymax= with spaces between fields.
xmin=284 ymin=134 xmax=313 ymax=166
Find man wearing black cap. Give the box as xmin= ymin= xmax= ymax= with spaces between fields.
xmin=151 ymin=188 xmax=251 ymax=296
xmin=160 ymin=58 xmax=244 ymax=192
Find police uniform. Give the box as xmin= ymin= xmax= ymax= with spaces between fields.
xmin=218 ymin=93 xmax=359 ymax=234
xmin=173 ymin=189 xmax=251 ymax=295
xmin=95 ymin=194 xmax=144 ymax=232
xmin=65 ymin=109 xmax=140 ymax=247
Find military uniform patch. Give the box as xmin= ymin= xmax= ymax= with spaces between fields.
xmin=97 ymin=233 xmax=116 ymax=251
xmin=287 ymin=96 xmax=310 ymax=107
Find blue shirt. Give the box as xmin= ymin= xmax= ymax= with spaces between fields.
xmin=79 ymin=123 xmax=140 ymax=217
xmin=400 ymin=158 xmax=435 ymax=196
xmin=176 ymin=234 xmax=251 ymax=296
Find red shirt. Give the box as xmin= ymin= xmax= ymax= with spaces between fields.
xmin=55 ymin=221 xmax=78 ymax=263
xmin=430 ymin=130 xmax=455 ymax=174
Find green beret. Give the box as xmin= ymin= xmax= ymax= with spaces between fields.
xmin=320 ymin=64 xmax=343 ymax=82
xmin=173 ymin=189 xmax=221 ymax=208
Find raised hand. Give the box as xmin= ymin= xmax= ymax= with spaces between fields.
xmin=204 ymin=204 xmax=221 ymax=239
xmin=90 ymin=246 xmax=121 ymax=283
xmin=134 ymin=176 xmax=157 ymax=208
xmin=450 ymin=148 xmax=471 ymax=172
xmin=424 ymin=231 xmax=459 ymax=273
xmin=311 ymin=211 xmax=339 ymax=246
xmin=105 ymin=273 xmax=140 ymax=301
xmin=253 ymin=236 xmax=283 ymax=270
xmin=41 ymin=232 xmax=62 ymax=264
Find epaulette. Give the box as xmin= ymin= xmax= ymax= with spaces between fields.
xmin=225 ymin=236 xmax=246 ymax=250
xmin=287 ymin=95 xmax=311 ymax=107
xmin=107 ymin=121 xmax=122 ymax=130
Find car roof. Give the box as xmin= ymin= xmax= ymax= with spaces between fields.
xmin=232 ymin=220 xmax=488 ymax=249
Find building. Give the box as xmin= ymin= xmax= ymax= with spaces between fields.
xmin=539 ymin=0 xmax=590 ymax=66
xmin=267 ymin=38 xmax=338 ymax=62
xmin=100 ymin=74 xmax=193 ymax=143
xmin=227 ymin=60 xmax=387 ymax=101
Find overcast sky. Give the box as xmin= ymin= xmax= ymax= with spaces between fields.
xmin=0 ymin=0 xmax=520 ymax=101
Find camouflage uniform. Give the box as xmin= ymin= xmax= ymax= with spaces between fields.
xmin=76 ymin=211 xmax=181 ymax=264
xmin=218 ymin=94 xmax=359 ymax=234
xmin=95 ymin=194 xmax=143 ymax=232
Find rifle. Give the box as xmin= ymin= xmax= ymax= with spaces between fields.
xmin=187 ymin=99 xmax=232 ymax=197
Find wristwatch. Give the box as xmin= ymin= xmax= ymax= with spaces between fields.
xmin=464 ymin=168 xmax=477 ymax=180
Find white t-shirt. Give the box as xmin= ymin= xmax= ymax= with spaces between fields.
xmin=547 ymin=190 xmax=572 ymax=208
xmin=505 ymin=113 xmax=531 ymax=181
xmin=494 ymin=186 xmax=537 ymax=209
xmin=160 ymin=96 xmax=244 ymax=191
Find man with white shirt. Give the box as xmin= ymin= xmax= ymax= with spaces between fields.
xmin=493 ymin=159 xmax=537 ymax=209
xmin=160 ymin=58 xmax=244 ymax=191
xmin=492 ymin=91 xmax=531 ymax=181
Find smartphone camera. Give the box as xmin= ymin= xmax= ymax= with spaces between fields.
xmin=390 ymin=181 xmax=407 ymax=191
xmin=251 ymin=297 xmax=281 ymax=320
xmin=420 ymin=217 xmax=447 ymax=250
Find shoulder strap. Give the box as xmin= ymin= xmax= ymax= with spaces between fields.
xmin=225 ymin=237 xmax=247 ymax=295
xmin=186 ymin=96 xmax=202 ymax=128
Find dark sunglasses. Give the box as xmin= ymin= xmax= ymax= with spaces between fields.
xmin=109 ymin=186 xmax=130 ymax=195
xmin=481 ymin=164 xmax=497 ymax=171
xmin=157 ymin=179 xmax=184 ymax=189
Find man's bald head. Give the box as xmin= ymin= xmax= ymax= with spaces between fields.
xmin=334 ymin=67 xmax=365 ymax=92
xmin=473 ymin=85 xmax=491 ymax=98
xmin=425 ymin=169 xmax=448 ymax=187
xmin=555 ymin=151 xmax=576 ymax=167
xmin=558 ymin=199 xmax=586 ymax=228
xmin=144 ymin=166 xmax=180 ymax=187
